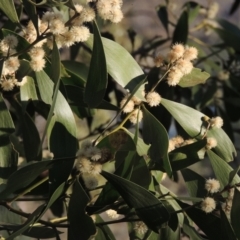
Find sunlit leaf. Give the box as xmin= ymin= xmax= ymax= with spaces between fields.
xmin=161 ymin=98 xmax=236 ymax=162
xmin=178 ymin=68 xmax=210 ymax=88
xmin=0 ymin=0 xmax=19 ymax=23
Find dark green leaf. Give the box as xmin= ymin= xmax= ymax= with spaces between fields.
xmin=157 ymin=6 xmax=169 ymax=35
xmin=220 ymin=209 xmax=237 ymax=240
xmin=84 ymin=21 xmax=107 ymax=107
xmin=51 ymin=40 xmax=61 ymax=83
xmin=101 ymin=171 xmax=170 ymax=232
xmin=229 ymin=166 xmax=240 ymax=185
xmin=231 ymin=188 xmax=240 ymax=238
xmin=0 ymin=160 xmax=52 ymax=199
xmin=85 ymin=35 xmax=145 ymax=100
xmin=0 ymin=94 xmax=17 ymax=182
xmin=229 ymin=0 xmax=240 ymax=14
xmin=68 ymin=180 xmax=96 ymax=240
xmin=177 ymin=200 xmax=222 ymax=240
xmin=169 ymin=139 xmax=206 ymax=171
xmin=161 ymin=98 xmax=236 ymax=162
xmin=178 ymin=68 xmax=210 ymax=88
xmin=181 ymin=169 xmax=207 ymax=198
xmin=142 ymin=105 xmax=171 ymax=177
xmin=0 ymin=0 xmax=19 ymax=22
xmin=207 ymin=150 xmax=240 ymax=189
xmin=172 ymin=10 xmax=188 ymax=44
xmin=159 ymin=226 xmax=180 ymax=240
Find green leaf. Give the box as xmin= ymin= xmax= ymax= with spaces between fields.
xmin=220 ymin=209 xmax=237 ymax=240
xmin=6 ymin=204 xmax=45 ymax=240
xmin=95 ymin=215 xmax=116 ymax=240
xmin=0 ymin=0 xmax=19 ymax=22
xmin=172 ymin=10 xmax=188 ymax=44
xmin=169 ymin=139 xmax=207 ymax=171
xmin=178 ymin=68 xmax=210 ymax=88
xmin=181 ymin=169 xmax=207 ymax=198
xmin=0 ymin=94 xmax=17 ymax=183
xmin=229 ymin=166 xmax=240 ymax=185
xmin=207 ymin=150 xmax=240 ymax=189
xmin=161 ymin=98 xmax=236 ymax=162
xmin=51 ymin=40 xmax=61 ymax=83
xmin=142 ymin=105 xmax=171 ymax=177
xmin=0 ymin=160 xmax=52 ymax=199
xmin=231 ymin=188 xmax=240 ymax=238
xmin=159 ymin=226 xmax=180 ymax=240
xmin=84 ymin=21 xmax=107 ymax=107
xmin=182 ymin=217 xmax=206 ymax=240
xmin=68 ymin=180 xmax=96 ymax=240
xmin=101 ymin=171 xmax=170 ymax=232
xmin=85 ymin=35 xmax=145 ymax=100
xmin=20 ymin=76 xmax=38 ymax=102
xmin=65 ymin=85 xmax=119 ymax=111
xmin=177 ymin=200 xmax=222 ymax=240
xmin=157 ymin=6 xmax=169 ymax=35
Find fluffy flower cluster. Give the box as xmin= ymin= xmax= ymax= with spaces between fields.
xmin=210 ymin=116 xmax=223 ymax=128
xmin=0 ymin=35 xmax=28 ymax=91
xmin=167 ymin=43 xmax=198 ymax=86
xmin=168 ymin=135 xmax=195 ymax=152
xmin=145 ymin=91 xmax=161 ymax=107
xmin=120 ymin=94 xmax=143 ymax=124
xmin=76 ymin=140 xmax=103 ymax=175
xmin=201 ymin=197 xmax=216 ymax=213
xmin=96 ymin=0 xmax=123 ymax=23
xmin=106 ymin=209 xmax=119 ymax=219
xmin=205 ymin=137 xmax=217 ymax=150
xmin=218 ymin=70 xmax=230 ymax=81
xmin=134 ymin=221 xmax=148 ymax=235
xmin=205 ymin=178 xmax=220 ymax=193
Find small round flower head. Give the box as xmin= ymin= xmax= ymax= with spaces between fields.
xmin=181 ymin=138 xmax=195 ymax=146
xmin=207 ymin=2 xmax=219 ymax=19
xmin=61 ymin=31 xmax=75 ymax=47
xmin=106 ymin=209 xmax=119 ymax=219
xmin=205 ymin=178 xmax=220 ymax=193
xmin=29 ymin=47 xmax=45 ymax=60
xmin=77 ymin=157 xmax=92 ymax=173
xmin=210 ymin=116 xmax=223 ymax=128
xmin=168 ymin=43 xmax=185 ymax=62
xmin=0 ymin=79 xmax=16 ymax=91
xmin=42 ymin=11 xmax=54 ymax=23
xmin=30 ymin=58 xmax=46 ymax=72
xmin=86 ymin=146 xmax=102 ymax=161
xmin=74 ymin=4 xmax=83 ymax=14
xmin=80 ymin=7 xmax=96 ymax=23
xmin=201 ymin=197 xmax=216 ymax=213
xmin=170 ymin=135 xmax=184 ymax=148
xmin=167 ymin=67 xmax=184 ymax=86
xmin=131 ymin=95 xmax=142 ymax=105
xmin=120 ymin=98 xmax=135 ymax=113
xmin=82 ymin=173 xmax=98 ymax=189
xmin=154 ymin=55 xmax=164 ymax=67
xmin=145 ymin=91 xmax=161 ymax=107
xmin=168 ymin=139 xmax=175 ymax=152
xmin=183 ymin=46 xmax=198 ymax=61
xmin=4 ymin=57 xmax=20 ymax=74
xmin=134 ymin=221 xmax=148 ymax=235
xmin=90 ymin=162 xmax=102 ymax=175
xmin=49 ymin=19 xmax=65 ymax=35
xmin=218 ymin=70 xmax=229 ymax=81
xmin=129 ymin=109 xmax=143 ymax=124
xmin=0 ymin=35 xmax=18 ymax=52
xmin=70 ymin=26 xmax=90 ymax=42
xmin=109 ymin=9 xmax=123 ymax=23
xmin=206 ymin=137 xmax=217 ymax=150
xmin=175 ymin=59 xmax=193 ymax=75
xmin=16 ymin=76 xmax=28 ymax=87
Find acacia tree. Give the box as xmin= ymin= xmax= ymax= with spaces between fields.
xmin=0 ymin=0 xmax=240 ymax=239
